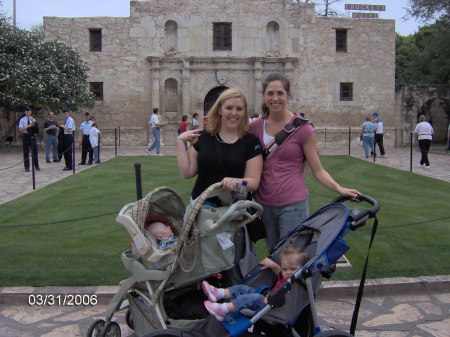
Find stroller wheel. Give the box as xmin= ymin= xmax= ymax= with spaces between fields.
xmin=125 ymin=309 xmax=134 ymax=330
xmin=86 ymin=319 xmax=105 ymax=337
xmin=99 ymin=321 xmax=121 ymax=337
xmin=315 ymin=329 xmax=354 ymax=337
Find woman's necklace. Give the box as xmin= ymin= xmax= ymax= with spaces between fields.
xmin=215 ymin=133 xmax=239 ymax=144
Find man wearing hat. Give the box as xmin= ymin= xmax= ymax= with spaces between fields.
xmin=60 ymin=108 xmax=75 ymax=170
xmin=18 ymin=106 xmax=40 ymax=172
xmin=79 ymin=112 xmax=94 ymax=165
xmin=372 ymin=112 xmax=385 ymax=157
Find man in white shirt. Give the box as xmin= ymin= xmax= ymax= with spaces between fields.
xmin=18 ymin=106 xmax=40 ymax=172
xmin=60 ymin=108 xmax=76 ymax=170
xmin=372 ymin=112 xmax=385 ymax=157
xmin=146 ymin=108 xmax=165 ymax=155
xmin=414 ymin=115 xmax=434 ymax=168
xmin=79 ymin=112 xmax=94 ymax=165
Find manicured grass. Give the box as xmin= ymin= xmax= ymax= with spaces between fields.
xmin=0 ymin=155 xmax=449 ymax=286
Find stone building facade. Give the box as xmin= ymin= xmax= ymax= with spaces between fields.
xmin=44 ymin=0 xmax=395 ymax=146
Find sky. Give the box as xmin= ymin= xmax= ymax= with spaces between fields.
xmin=1 ymin=0 xmax=423 ymax=36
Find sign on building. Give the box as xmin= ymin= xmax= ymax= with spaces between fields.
xmin=345 ymin=4 xmax=386 ymax=11
xmin=352 ymin=12 xmax=379 ymax=18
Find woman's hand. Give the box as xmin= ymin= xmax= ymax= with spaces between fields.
xmin=337 ymin=187 xmax=361 ymax=199
xmin=177 ymin=129 xmax=201 ymax=145
xmin=221 ymin=177 xmax=240 ymax=191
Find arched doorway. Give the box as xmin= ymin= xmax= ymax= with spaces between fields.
xmin=416 ymin=97 xmax=450 ymax=144
xmin=204 ymin=86 xmax=228 ymax=115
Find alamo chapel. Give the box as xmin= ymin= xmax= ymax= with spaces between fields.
xmin=44 ymin=0 xmax=395 ymax=146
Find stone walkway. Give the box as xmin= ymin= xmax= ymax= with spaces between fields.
xmin=0 ymin=276 xmax=449 ymax=337
xmin=0 ymin=144 xmax=449 ymax=205
xmin=0 ymin=144 xmax=449 ymax=336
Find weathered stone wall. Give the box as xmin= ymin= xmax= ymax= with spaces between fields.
xmin=44 ymin=0 xmax=395 ymax=146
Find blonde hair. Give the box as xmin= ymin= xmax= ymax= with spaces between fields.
xmin=277 ymin=245 xmax=309 ymax=267
xmin=205 ymin=88 xmax=249 ymax=138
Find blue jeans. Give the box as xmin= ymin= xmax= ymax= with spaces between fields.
xmin=147 ymin=127 xmax=161 ymax=154
xmin=45 ymin=134 xmax=58 ymax=161
xmin=261 ymin=199 xmax=309 ymax=251
xmin=229 ymin=285 xmax=265 ymax=311
xmin=92 ymin=146 xmax=99 ymax=163
xmin=362 ymin=134 xmax=375 ymax=158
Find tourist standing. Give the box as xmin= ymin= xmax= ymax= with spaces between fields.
xmin=146 ymin=108 xmax=165 ymax=156
xmin=372 ymin=112 xmax=385 ymax=157
xmin=176 ymin=88 xmax=263 ymax=200
xmin=414 ymin=115 xmax=434 ymax=168
xmin=361 ymin=116 xmax=375 ymax=159
xmin=250 ymin=73 xmax=360 ymax=251
xmin=43 ymin=111 xmax=59 ymax=163
xmin=191 ymin=113 xmax=199 ymax=130
xmin=60 ymin=108 xmax=75 ymax=171
xmin=178 ymin=115 xmax=189 ymax=150
xmin=18 ymin=106 xmax=40 ymax=172
xmin=89 ymin=122 xmax=101 ymax=164
xmin=79 ymin=112 xmax=94 ymax=165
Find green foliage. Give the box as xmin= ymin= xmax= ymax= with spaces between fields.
xmin=406 ymin=0 xmax=450 ymax=22
xmin=396 ymin=19 xmax=450 ymax=84
xmin=0 ymin=17 xmax=94 ymax=116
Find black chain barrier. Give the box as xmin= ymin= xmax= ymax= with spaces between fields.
xmin=0 ymin=211 xmax=117 ymax=229
xmin=360 ymin=215 xmax=450 ymax=231
xmin=1 ymin=213 xmax=449 ymax=230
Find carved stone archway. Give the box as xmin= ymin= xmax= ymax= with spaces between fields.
xmin=397 ymin=84 xmax=450 ymax=144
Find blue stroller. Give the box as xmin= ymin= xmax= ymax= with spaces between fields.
xmin=143 ymin=194 xmax=379 ymax=337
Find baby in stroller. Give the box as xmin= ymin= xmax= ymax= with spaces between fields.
xmin=144 ymin=215 xmax=178 ymax=251
xmin=202 ymin=245 xmax=309 ymax=321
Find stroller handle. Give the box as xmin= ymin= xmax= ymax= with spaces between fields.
xmin=332 ymin=194 xmax=379 ymax=227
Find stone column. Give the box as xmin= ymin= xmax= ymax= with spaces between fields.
xmin=182 ymin=59 xmax=191 ymax=116
xmin=254 ymin=60 xmax=263 ymax=115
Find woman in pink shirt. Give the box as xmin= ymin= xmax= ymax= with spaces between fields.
xmin=250 ymin=73 xmax=360 ymax=250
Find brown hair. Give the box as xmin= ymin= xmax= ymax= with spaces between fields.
xmin=261 ymin=73 xmax=291 ymax=118
xmin=144 ymin=215 xmax=172 ymax=230
xmin=205 ymin=88 xmax=249 ymax=138
xmin=277 ymin=245 xmax=309 ymax=267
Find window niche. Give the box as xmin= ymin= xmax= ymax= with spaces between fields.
xmin=164 ymin=20 xmax=178 ymax=55
xmin=266 ymin=21 xmax=280 ymax=55
xmin=164 ymin=78 xmax=178 ymax=112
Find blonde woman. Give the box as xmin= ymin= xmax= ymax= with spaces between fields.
xmin=176 ymin=88 xmax=263 ymax=201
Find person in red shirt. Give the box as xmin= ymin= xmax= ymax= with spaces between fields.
xmin=178 ymin=115 xmax=189 ymax=150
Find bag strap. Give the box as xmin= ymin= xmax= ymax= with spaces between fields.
xmin=263 ymin=116 xmax=309 ymax=160
xmin=349 ymin=215 xmax=379 ymax=336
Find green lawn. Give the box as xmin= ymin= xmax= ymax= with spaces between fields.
xmin=0 ymin=155 xmax=449 ymax=286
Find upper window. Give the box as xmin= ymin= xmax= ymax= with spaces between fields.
xmin=90 ymin=82 xmax=104 ymax=101
xmin=340 ymin=82 xmax=353 ymax=101
xmin=89 ymin=29 xmax=102 ymax=52
xmin=336 ymin=29 xmax=347 ymax=53
xmin=213 ymin=23 xmax=232 ymax=51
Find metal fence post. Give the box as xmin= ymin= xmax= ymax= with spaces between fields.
xmin=134 ymin=162 xmax=142 ymax=201
xmin=72 ymin=131 xmax=76 ymax=174
xmin=114 ymin=128 xmax=117 ymax=157
xmin=410 ymin=132 xmax=413 ymax=172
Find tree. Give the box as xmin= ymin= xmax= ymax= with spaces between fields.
xmin=406 ymin=0 xmax=450 ymax=22
xmin=0 ymin=16 xmax=94 ymax=118
xmin=396 ymin=19 xmax=450 ymax=84
xmin=294 ymin=0 xmax=342 ymax=17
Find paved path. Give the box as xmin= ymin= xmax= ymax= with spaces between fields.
xmin=1 ymin=276 xmax=449 ymax=337
xmin=0 ymin=145 xmax=449 ymax=336
xmin=1 ymin=144 xmax=449 ymax=205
